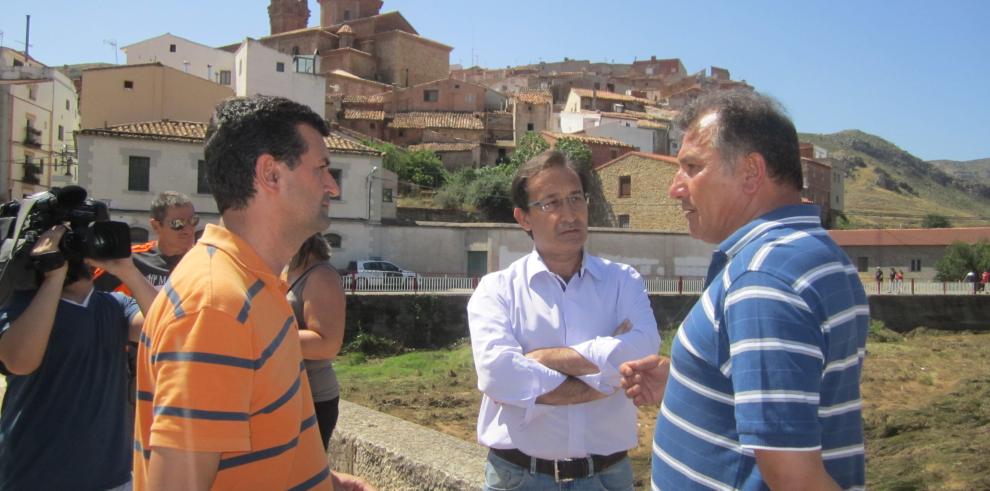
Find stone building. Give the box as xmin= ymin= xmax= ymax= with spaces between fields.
xmin=512 ymin=91 xmax=553 ymax=144
xmin=799 ymin=143 xmax=835 ymax=227
xmin=387 ymin=112 xmax=484 ymax=146
xmin=594 ymin=152 xmax=685 ymax=231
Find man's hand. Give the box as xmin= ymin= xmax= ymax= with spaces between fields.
xmin=85 ymin=256 xmax=138 ymax=279
xmin=612 ymin=319 xmax=631 ymax=336
xmin=331 ymin=471 xmax=377 ymax=491
xmin=31 ymin=225 xmax=68 ymax=278
xmin=619 ymin=354 xmax=670 ymax=406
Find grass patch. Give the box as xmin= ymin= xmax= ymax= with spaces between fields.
xmin=337 ymin=330 xmax=990 ymax=489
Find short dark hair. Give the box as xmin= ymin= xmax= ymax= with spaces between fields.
xmin=150 ymin=191 xmax=192 ymax=222
xmin=204 ymin=95 xmax=329 ymax=213
xmin=676 ymin=90 xmax=802 ymax=190
xmin=511 ymin=150 xmax=589 ymax=210
xmin=289 ymin=233 xmax=332 ymax=271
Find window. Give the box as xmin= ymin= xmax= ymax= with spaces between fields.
xmin=423 ymin=89 xmax=439 ymax=102
xmin=619 ymin=176 xmax=631 ymax=197
xmin=398 ymin=130 xmax=405 ymax=137
xmin=910 ymin=259 xmax=922 ymax=272
xmin=292 ymin=46 xmax=300 ymax=56
xmin=594 ymin=82 xmax=601 ymax=90
xmin=130 ymin=227 xmax=150 ymax=243
xmin=382 ymin=188 xmax=393 ymax=202
xmin=169 ymin=44 xmax=177 ymax=53
xmin=65 ymin=99 xmax=71 ymax=111
xmin=618 ymin=215 xmax=630 ymax=228
xmin=28 ymin=85 xmax=37 ymax=100
xmin=219 ymin=70 xmax=231 ymax=85
xmin=324 ymin=233 xmax=342 ymax=248
xmin=276 ymin=62 xmax=285 ymax=72
xmin=527 ymin=123 xmax=534 ymax=131
xmin=370 ymin=122 xmax=376 ymax=129
xmin=610 ymin=149 xmax=619 ymax=159
xmin=12 ymin=59 xmax=23 ymax=67
xmin=128 ymin=156 xmax=150 ymax=191
xmin=58 ymin=125 xmax=64 ymax=141
xmin=197 ymin=160 xmax=210 ymax=194
xmin=857 ymin=257 xmax=869 ymax=273
xmin=343 ymin=9 xmax=351 ymax=20
xmin=329 ymin=169 xmax=342 ymax=199
xmin=123 ymin=80 xmax=134 ymax=90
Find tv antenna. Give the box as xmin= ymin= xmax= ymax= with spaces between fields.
xmin=103 ymin=39 xmax=118 ymax=64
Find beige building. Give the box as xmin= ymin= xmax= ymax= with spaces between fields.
xmin=79 ymin=63 xmax=233 ymax=129
xmin=594 ymin=151 xmax=686 ymax=231
xmin=0 ymin=47 xmax=79 ymax=200
xmin=829 ymin=227 xmax=990 ymax=281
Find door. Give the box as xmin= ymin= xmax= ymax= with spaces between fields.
xmin=467 ymin=251 xmax=488 ymax=277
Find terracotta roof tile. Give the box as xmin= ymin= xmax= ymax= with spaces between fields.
xmin=344 ymin=109 xmax=385 ymax=121
xmin=79 ymin=120 xmax=206 ymax=143
xmin=541 ymin=131 xmax=637 ymax=149
xmin=571 ymin=88 xmax=653 ymax=105
xmin=513 ymin=90 xmax=552 ymax=105
xmin=389 ymin=112 xmax=484 ymax=130
xmin=595 ymin=151 xmax=678 ymax=171
xmin=323 ymin=132 xmax=382 ymax=155
xmin=342 ymin=94 xmax=386 ymax=104
xmin=407 ymin=142 xmax=478 ymax=153
xmin=829 ymin=228 xmax=990 ymax=247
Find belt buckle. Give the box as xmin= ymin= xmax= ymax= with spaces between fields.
xmin=553 ymin=459 xmax=575 ymax=483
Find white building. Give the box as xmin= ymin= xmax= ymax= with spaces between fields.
xmin=0 ymin=48 xmax=80 ymax=200
xmin=122 ymin=33 xmax=236 ymax=88
xmin=234 ymin=39 xmax=326 ymax=119
xmin=560 ymin=110 xmax=671 ymax=155
xmin=75 ymin=120 xmax=395 ymax=255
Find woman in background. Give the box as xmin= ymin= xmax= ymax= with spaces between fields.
xmin=287 ymin=234 xmax=346 ymax=449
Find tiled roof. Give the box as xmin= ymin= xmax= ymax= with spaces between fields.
xmin=342 ymin=94 xmax=385 ymax=104
xmin=324 ymin=132 xmax=382 ymax=156
xmin=595 ymin=151 xmax=678 ymax=171
xmin=389 ymin=112 xmax=484 ymax=130
xmin=344 ymin=109 xmax=385 ymax=121
xmin=541 ymin=131 xmax=636 ymax=149
xmin=829 ymin=228 xmax=990 ymax=247
xmin=407 ymin=142 xmax=478 ymax=153
xmin=599 ymin=111 xmax=638 ymax=121
xmin=513 ymin=90 xmax=552 ymax=105
xmin=571 ymin=88 xmax=652 ymax=105
xmin=79 ymin=120 xmax=207 ymax=143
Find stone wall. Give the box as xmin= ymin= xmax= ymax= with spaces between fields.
xmin=595 ymin=153 xmax=686 ymax=232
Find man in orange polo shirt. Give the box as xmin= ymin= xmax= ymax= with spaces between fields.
xmin=134 ymin=96 xmax=372 ymax=491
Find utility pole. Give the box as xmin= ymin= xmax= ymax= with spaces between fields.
xmin=103 ymin=39 xmax=118 ymax=64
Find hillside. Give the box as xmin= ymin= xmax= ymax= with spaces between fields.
xmin=798 ymin=130 xmax=990 ymax=228
xmin=929 ymin=158 xmax=990 ymax=188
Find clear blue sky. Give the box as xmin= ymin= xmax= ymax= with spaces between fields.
xmin=3 ymin=0 xmax=988 ymax=161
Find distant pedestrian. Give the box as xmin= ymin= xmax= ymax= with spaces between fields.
xmin=980 ymin=270 xmax=989 ymax=294
xmin=895 ymin=269 xmax=905 ymax=294
xmin=889 ymin=267 xmax=897 ymax=293
xmin=875 ymin=267 xmax=884 ymax=293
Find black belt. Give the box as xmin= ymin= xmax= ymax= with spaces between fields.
xmin=489 ymin=448 xmax=627 ymax=482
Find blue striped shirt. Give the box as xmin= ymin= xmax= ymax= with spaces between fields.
xmin=652 ymin=205 xmax=868 ymax=490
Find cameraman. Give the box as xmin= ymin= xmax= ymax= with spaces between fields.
xmin=0 ymin=225 xmax=157 ymax=490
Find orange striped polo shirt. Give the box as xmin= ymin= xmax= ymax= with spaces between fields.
xmin=133 ymin=224 xmax=330 ymax=491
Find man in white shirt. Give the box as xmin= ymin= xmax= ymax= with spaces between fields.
xmin=467 ymin=150 xmax=660 ymax=490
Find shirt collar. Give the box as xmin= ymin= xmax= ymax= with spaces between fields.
xmin=525 ymin=248 xmax=600 ymax=285
xmin=717 ymin=204 xmax=822 ymax=259
xmin=197 ymin=224 xmax=284 ymax=286
xmin=61 ymin=287 xmax=94 ymax=308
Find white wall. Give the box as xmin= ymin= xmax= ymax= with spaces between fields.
xmin=560 ymin=111 xmax=600 ymax=134
xmin=235 ymin=39 xmax=326 ymax=119
xmin=585 ymin=118 xmax=654 ymax=152
xmin=123 ymin=33 xmax=236 ymax=88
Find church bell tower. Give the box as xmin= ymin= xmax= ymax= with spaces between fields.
xmin=269 ymin=0 xmax=310 ymax=35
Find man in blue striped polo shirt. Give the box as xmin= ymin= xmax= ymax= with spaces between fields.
xmin=622 ymin=91 xmax=868 ymax=490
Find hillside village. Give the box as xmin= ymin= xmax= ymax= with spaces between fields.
xmin=2 ymin=0 xmax=989 ymax=281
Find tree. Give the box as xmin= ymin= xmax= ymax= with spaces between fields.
xmin=509 ymin=132 xmax=549 ymax=167
xmin=553 ymin=137 xmax=593 ymax=173
xmin=921 ymin=214 xmax=952 ymax=228
xmin=361 ymin=141 xmax=448 ymax=190
xmin=933 ymin=240 xmax=990 ymax=281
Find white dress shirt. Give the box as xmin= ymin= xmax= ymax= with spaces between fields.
xmin=467 ymin=251 xmax=660 ymax=459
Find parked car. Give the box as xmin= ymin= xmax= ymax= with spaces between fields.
xmin=344 ymin=260 xmax=417 ymax=288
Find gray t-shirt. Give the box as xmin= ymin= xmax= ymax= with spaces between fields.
xmin=287 ymin=263 xmax=340 ymax=402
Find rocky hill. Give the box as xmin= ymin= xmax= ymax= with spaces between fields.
xmin=798 ymin=130 xmax=990 ymax=228
xmin=929 ymin=158 xmax=990 ymax=188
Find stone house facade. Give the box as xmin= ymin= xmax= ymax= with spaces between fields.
xmin=594 ymin=152 xmax=685 ymax=231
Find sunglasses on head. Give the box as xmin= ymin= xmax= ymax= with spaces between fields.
xmin=164 ymin=216 xmax=200 ymax=231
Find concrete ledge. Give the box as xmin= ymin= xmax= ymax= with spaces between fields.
xmin=329 ymin=399 xmax=486 ymax=490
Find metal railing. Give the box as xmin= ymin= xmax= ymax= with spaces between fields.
xmin=339 ymin=274 xmax=988 ymax=296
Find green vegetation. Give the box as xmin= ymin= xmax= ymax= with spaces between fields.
xmin=433 ymin=135 xmax=596 ymax=222
xmin=933 ymin=240 xmax=990 ymax=281
xmin=799 ymin=130 xmax=990 ymax=229
xmin=337 ymin=327 xmax=990 ymax=490
xmin=362 ymin=140 xmax=448 ymax=190
xmin=921 ymin=213 xmax=952 ymax=228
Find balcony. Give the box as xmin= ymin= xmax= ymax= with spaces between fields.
xmin=23 ymin=126 xmax=42 ymax=148
xmin=22 ymin=162 xmax=42 ymax=185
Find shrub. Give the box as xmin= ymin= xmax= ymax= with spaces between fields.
xmin=344 ymin=332 xmax=403 ymax=357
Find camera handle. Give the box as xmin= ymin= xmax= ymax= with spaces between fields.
xmin=0 ymin=196 xmax=42 ymax=306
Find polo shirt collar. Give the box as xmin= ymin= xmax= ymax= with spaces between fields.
xmin=717 ymin=204 xmax=822 ymax=259
xmin=197 ymin=224 xmax=283 ymax=286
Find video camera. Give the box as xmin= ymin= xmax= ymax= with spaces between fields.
xmin=0 ymin=186 xmax=131 ymax=305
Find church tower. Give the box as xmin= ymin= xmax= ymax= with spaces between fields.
xmin=269 ymin=0 xmax=310 ymax=35
xmin=318 ymin=0 xmax=383 ymax=27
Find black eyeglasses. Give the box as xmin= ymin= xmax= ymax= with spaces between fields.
xmin=165 ymin=216 xmax=200 ymax=231
xmin=528 ymin=193 xmax=589 ymax=213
